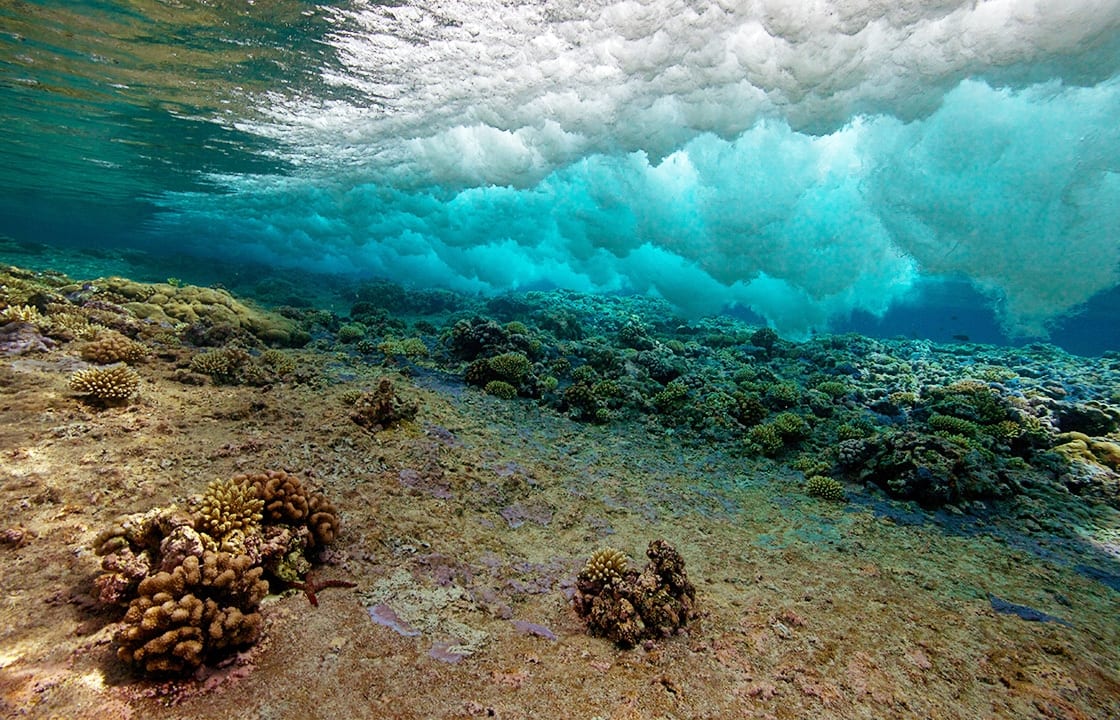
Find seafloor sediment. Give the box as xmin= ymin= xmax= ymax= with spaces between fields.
xmin=0 ymin=258 xmax=1118 ymax=720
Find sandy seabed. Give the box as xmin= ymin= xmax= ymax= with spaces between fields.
xmin=1 ymin=343 xmax=1118 ymax=720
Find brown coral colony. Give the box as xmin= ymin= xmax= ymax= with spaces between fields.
xmin=94 ymin=470 xmax=343 ymax=676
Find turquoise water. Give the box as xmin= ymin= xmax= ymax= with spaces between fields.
xmin=2 ymin=1 xmax=1120 ymax=352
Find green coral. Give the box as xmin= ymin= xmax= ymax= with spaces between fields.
xmin=653 ymin=379 xmax=690 ymax=413
xmin=483 ymin=380 xmax=518 ymax=399
xmin=378 ymin=336 xmax=429 ymax=357
xmin=336 ymin=322 xmax=366 ymax=343
xmin=765 ymin=382 xmax=801 ymax=408
xmin=748 ymin=422 xmax=785 ymax=456
xmin=807 ymin=475 xmax=846 ymax=501
xmin=814 ymin=380 xmax=850 ymax=399
xmin=487 ymin=352 xmax=532 ymax=383
xmin=928 ymin=413 xmax=981 ymax=438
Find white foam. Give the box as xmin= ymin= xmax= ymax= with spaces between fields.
xmin=156 ymin=0 xmax=1120 ymax=337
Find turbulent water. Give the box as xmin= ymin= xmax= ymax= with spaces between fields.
xmin=2 ymin=0 xmax=1119 ymax=352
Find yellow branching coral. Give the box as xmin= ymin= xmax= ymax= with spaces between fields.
xmin=807 ymin=475 xmax=846 ymax=501
xmin=195 ymin=478 xmax=264 ymax=540
xmin=581 ymin=548 xmax=630 ymax=584
xmin=0 ymin=304 xmax=42 ymax=324
xmin=69 ymin=364 xmax=140 ymax=403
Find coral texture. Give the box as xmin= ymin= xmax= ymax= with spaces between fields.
xmin=232 ymin=469 xmax=341 ymax=547
xmin=95 ymin=471 xmax=344 ymax=676
xmin=80 ymin=331 xmax=149 ymax=364
xmin=114 ymin=551 xmax=268 ymax=675
xmin=806 ymin=475 xmax=846 ymax=501
xmin=195 ymin=478 xmax=264 ymax=540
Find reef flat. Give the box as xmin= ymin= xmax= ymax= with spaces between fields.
xmin=1 ymin=259 xmax=1118 ymax=719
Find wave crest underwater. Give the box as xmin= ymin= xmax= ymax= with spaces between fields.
xmin=4 ymin=0 xmax=1120 ymax=339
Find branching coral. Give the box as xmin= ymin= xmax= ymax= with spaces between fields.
xmin=807 ymin=475 xmax=846 ymax=501
xmin=69 ymin=363 xmax=140 ymax=404
xmin=195 ymin=478 xmax=264 ymax=541
xmin=232 ymin=469 xmax=341 ymax=547
xmin=581 ymin=548 xmax=629 ymax=584
xmin=114 ymin=551 xmax=269 ymax=675
xmin=95 ymin=471 xmax=346 ymax=676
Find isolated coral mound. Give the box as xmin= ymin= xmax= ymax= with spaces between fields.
xmin=573 ymin=539 xmax=696 ymax=648
xmin=94 ymin=471 xmax=345 ymax=676
xmin=806 ymin=475 xmax=846 ymax=501
xmin=69 ymin=363 xmax=140 ymax=403
xmin=349 ymin=377 xmax=419 ymax=432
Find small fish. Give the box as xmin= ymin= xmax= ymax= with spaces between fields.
xmin=952 ymin=334 xmax=970 ymax=342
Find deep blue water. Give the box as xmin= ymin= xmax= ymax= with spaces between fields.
xmin=2 ymin=1 xmax=1119 ymax=353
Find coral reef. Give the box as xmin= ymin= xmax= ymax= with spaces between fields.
xmin=572 ymin=540 xmax=696 ymax=648
xmin=350 ymin=377 xmax=419 ymax=432
xmin=68 ymin=363 xmax=140 ymax=404
xmin=78 ymin=276 xmax=307 ymax=347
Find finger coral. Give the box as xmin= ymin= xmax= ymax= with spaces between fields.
xmin=69 ymin=363 xmax=140 ymax=404
xmin=114 ymin=551 xmax=269 ymax=675
xmin=232 ymin=469 xmax=341 ymax=547
xmin=95 ymin=472 xmax=345 ymax=676
xmin=806 ymin=475 xmax=846 ymax=501
xmin=581 ymin=548 xmax=630 ymax=584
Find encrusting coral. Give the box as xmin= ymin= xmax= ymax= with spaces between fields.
xmin=573 ymin=540 xmax=696 ymax=648
xmin=69 ymin=363 xmax=141 ymax=403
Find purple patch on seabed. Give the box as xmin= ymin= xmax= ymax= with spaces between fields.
xmin=428 ymin=641 xmax=469 ymax=663
xmin=366 ymin=603 xmax=421 ymax=637
xmin=499 ymin=501 xmax=554 ymax=528
xmin=398 ymin=468 xmax=453 ymax=499
xmin=511 ymin=619 xmax=557 ymax=641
